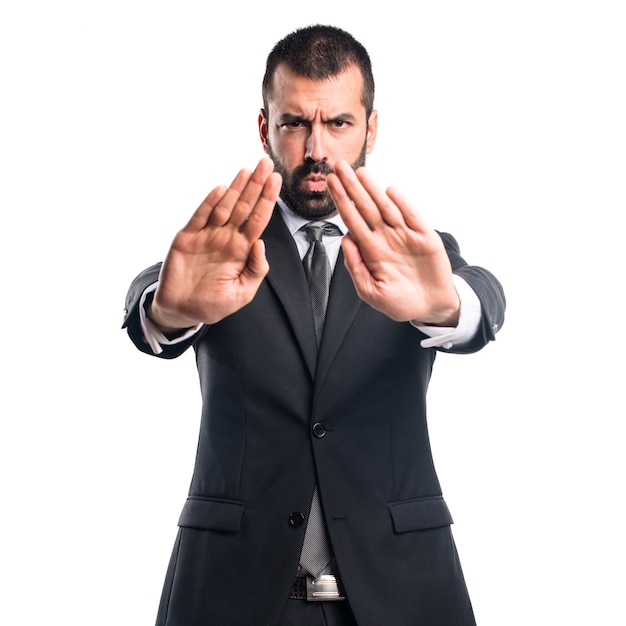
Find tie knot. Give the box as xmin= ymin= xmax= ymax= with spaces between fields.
xmin=301 ymin=221 xmax=342 ymax=244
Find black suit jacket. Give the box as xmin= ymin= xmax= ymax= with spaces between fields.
xmin=123 ymin=208 xmax=505 ymax=626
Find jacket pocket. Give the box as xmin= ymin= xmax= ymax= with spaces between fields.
xmin=388 ymin=495 xmax=453 ymax=533
xmin=178 ymin=496 xmax=245 ymax=533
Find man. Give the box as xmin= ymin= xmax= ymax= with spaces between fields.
xmin=123 ymin=25 xmax=505 ymax=626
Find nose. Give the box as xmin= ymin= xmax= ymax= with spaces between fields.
xmin=304 ymin=126 xmax=327 ymax=163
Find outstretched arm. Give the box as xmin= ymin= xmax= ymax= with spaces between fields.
xmin=148 ymin=158 xmax=282 ymax=331
xmin=327 ymin=160 xmax=460 ymax=326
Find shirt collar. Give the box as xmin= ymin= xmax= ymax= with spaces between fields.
xmin=277 ymin=197 xmax=347 ymax=237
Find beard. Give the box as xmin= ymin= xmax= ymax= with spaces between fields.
xmin=266 ymin=141 xmax=368 ymax=220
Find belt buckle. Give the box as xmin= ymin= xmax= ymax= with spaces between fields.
xmin=305 ymin=574 xmax=345 ymax=601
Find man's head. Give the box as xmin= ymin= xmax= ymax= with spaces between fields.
xmin=259 ymin=25 xmax=378 ymax=219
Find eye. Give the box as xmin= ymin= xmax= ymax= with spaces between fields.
xmin=280 ymin=119 xmax=307 ymax=130
xmin=331 ymin=119 xmax=349 ymax=129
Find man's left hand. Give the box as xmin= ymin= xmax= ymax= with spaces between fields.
xmin=327 ymin=160 xmax=460 ymax=326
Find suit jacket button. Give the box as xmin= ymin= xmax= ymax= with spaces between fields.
xmin=312 ymin=422 xmax=326 ymax=438
xmin=288 ymin=512 xmax=305 ymax=528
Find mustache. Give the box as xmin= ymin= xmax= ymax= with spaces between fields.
xmin=295 ymin=160 xmax=334 ymax=178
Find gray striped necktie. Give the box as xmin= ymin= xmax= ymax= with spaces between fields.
xmin=299 ymin=221 xmax=341 ymax=577
xmin=300 ymin=222 xmax=342 ymax=348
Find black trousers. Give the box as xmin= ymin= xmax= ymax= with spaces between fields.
xmin=277 ymin=599 xmax=358 ymax=626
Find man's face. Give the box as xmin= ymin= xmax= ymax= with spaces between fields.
xmin=259 ymin=63 xmax=377 ymax=219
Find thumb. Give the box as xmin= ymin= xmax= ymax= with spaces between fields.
xmin=243 ymin=239 xmax=270 ymax=280
xmin=341 ymin=236 xmax=367 ymax=282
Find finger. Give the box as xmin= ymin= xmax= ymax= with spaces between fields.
xmin=341 ymin=236 xmax=374 ymax=298
xmin=229 ymin=158 xmax=279 ymax=229
xmin=242 ymin=238 xmax=270 ymax=281
xmin=184 ymin=185 xmax=229 ymax=232
xmin=239 ymin=171 xmax=282 ymax=239
xmin=332 ymin=161 xmax=403 ymax=230
xmin=386 ymin=186 xmax=431 ymax=233
xmin=354 ymin=167 xmax=405 ymax=228
xmin=327 ymin=170 xmax=372 ymax=241
xmin=207 ymin=167 xmax=254 ymax=227
xmin=328 ymin=164 xmax=386 ymax=241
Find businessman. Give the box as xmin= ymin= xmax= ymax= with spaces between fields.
xmin=123 ymin=24 xmax=506 ymax=626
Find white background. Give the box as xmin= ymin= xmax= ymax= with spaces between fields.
xmin=1 ymin=1 xmax=624 ymax=624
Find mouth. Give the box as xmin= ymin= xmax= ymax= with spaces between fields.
xmin=304 ymin=176 xmax=327 ymax=193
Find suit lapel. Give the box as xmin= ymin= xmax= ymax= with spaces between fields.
xmin=263 ymin=208 xmax=364 ymax=383
xmin=263 ymin=209 xmax=318 ymax=378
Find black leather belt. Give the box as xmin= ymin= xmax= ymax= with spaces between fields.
xmin=290 ymin=574 xmax=345 ymax=601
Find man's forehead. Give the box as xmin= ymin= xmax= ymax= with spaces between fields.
xmin=267 ymin=63 xmax=365 ymax=111
xmin=269 ymin=63 xmax=364 ymax=96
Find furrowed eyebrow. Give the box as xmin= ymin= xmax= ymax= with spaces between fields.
xmin=325 ymin=113 xmax=358 ymax=124
xmin=276 ymin=112 xmax=359 ymax=125
xmin=278 ymin=113 xmax=307 ymax=124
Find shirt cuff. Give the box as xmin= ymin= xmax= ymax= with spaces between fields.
xmin=412 ymin=274 xmax=482 ymax=350
xmin=139 ymin=282 xmax=203 ymax=355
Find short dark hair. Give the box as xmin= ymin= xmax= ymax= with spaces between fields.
xmin=262 ymin=25 xmax=375 ymax=117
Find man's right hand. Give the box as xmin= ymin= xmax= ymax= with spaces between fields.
xmin=149 ymin=158 xmax=282 ymax=332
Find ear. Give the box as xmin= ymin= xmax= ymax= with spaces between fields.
xmin=258 ymin=109 xmax=270 ymax=154
xmin=365 ymin=109 xmax=378 ymax=154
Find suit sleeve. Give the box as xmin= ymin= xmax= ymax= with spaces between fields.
xmin=121 ymin=262 xmax=208 ymax=359
xmin=438 ymin=231 xmax=506 ymax=354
